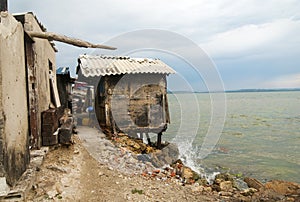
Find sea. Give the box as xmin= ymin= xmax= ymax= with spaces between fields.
xmin=164 ymin=91 xmax=300 ymax=184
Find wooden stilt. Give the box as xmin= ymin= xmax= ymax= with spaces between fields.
xmin=157 ymin=132 xmax=162 ymax=149
xmin=146 ymin=133 xmax=152 ymax=146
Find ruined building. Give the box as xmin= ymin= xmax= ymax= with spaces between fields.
xmin=0 ymin=10 xmax=115 ymax=187
xmin=0 ymin=11 xmax=59 ymax=186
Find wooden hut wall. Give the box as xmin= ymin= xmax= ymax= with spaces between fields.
xmin=96 ymin=73 xmax=170 ymax=135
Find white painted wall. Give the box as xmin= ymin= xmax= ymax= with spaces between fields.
xmin=0 ymin=11 xmax=29 ymax=186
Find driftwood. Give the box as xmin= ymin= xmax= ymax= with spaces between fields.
xmin=27 ymin=31 xmax=116 ymax=50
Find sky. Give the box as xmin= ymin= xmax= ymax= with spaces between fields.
xmin=9 ymin=0 xmax=300 ymax=91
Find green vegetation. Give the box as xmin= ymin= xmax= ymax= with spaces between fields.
xmin=131 ymin=188 xmax=144 ymax=195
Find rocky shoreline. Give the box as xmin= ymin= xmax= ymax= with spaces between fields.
xmin=79 ymin=126 xmax=300 ymax=201
xmin=26 ymin=126 xmax=300 ymax=201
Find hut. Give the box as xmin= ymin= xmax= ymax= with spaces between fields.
xmin=77 ymin=55 xmax=176 ymax=147
xmin=56 ymin=67 xmax=76 ymax=112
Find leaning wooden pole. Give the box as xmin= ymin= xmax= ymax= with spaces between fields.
xmin=0 ymin=0 xmax=8 ymax=12
xmin=27 ymin=31 xmax=116 ymax=50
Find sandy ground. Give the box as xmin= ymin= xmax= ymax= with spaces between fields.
xmin=26 ymin=126 xmax=221 ymax=201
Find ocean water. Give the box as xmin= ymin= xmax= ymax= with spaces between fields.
xmin=164 ymin=91 xmax=300 ymax=183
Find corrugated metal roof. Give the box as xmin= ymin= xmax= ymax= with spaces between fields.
xmin=56 ymin=67 xmax=70 ymax=75
xmin=78 ymin=55 xmax=176 ymax=77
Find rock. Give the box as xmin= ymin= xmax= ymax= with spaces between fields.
xmin=145 ymin=146 xmax=154 ymax=154
xmin=219 ymin=181 xmax=233 ymax=192
xmin=286 ymin=197 xmax=295 ymax=202
xmin=244 ymin=177 xmax=264 ymax=190
xmin=215 ymin=173 xmax=234 ymax=183
xmin=128 ymin=139 xmax=140 ymax=150
xmin=197 ymin=178 xmax=209 ymax=186
xmin=203 ymin=186 xmax=212 ymax=192
xmin=213 ymin=174 xmax=234 ymax=192
xmin=47 ymin=165 xmax=68 ymax=173
xmin=182 ymin=167 xmax=194 ymax=179
xmin=240 ymin=188 xmax=258 ymax=196
xmin=55 ymin=183 xmax=63 ymax=194
xmin=219 ymin=191 xmax=233 ymax=196
xmin=191 ymin=185 xmax=204 ymax=192
xmin=264 ymin=180 xmax=300 ymax=195
xmin=0 ymin=177 xmax=9 ymax=197
xmin=47 ymin=190 xmax=57 ymax=199
xmin=150 ymin=143 xmax=179 ymax=167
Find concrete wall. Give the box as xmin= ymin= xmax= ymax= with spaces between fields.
xmin=0 ymin=12 xmax=30 ymax=186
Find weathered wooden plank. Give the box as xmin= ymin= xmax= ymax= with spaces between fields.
xmin=26 ymin=31 xmax=117 ymax=50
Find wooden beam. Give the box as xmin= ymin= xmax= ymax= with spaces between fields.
xmin=0 ymin=0 xmax=8 ymax=12
xmin=26 ymin=31 xmax=117 ymax=50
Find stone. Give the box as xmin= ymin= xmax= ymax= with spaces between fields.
xmin=219 ymin=191 xmax=233 ymax=196
xmin=240 ymin=188 xmax=258 ymax=196
xmin=264 ymin=180 xmax=300 ymax=195
xmin=191 ymin=185 xmax=204 ymax=192
xmin=47 ymin=190 xmax=57 ymax=199
xmin=47 ymin=165 xmax=68 ymax=173
xmin=55 ymin=183 xmax=63 ymax=194
xmin=219 ymin=181 xmax=233 ymax=192
xmin=203 ymin=186 xmax=212 ymax=192
xmin=197 ymin=178 xmax=209 ymax=186
xmin=244 ymin=177 xmax=264 ymax=190
xmin=215 ymin=173 xmax=234 ymax=182
xmin=182 ymin=167 xmax=194 ymax=179
xmin=0 ymin=177 xmax=9 ymax=197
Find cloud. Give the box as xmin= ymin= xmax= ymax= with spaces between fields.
xmin=263 ymin=74 xmax=300 ymax=88
xmin=8 ymin=0 xmax=300 ymax=90
xmin=200 ymin=18 xmax=300 ymax=59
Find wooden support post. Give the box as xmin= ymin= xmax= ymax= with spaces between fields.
xmin=0 ymin=0 xmax=8 ymax=11
xmin=146 ymin=133 xmax=152 ymax=146
xmin=157 ymin=132 xmax=162 ymax=149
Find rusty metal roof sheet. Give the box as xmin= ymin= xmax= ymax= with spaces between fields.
xmin=78 ymin=55 xmax=176 ymax=77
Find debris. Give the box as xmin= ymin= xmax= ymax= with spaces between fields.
xmin=46 ymin=165 xmax=68 ymax=173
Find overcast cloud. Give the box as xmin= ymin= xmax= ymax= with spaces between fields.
xmin=9 ymin=0 xmax=300 ymax=90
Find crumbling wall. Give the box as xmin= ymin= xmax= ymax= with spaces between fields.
xmin=22 ymin=13 xmax=58 ymax=147
xmin=0 ymin=12 xmax=30 ymax=186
